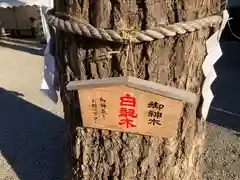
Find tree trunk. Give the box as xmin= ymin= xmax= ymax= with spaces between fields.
xmin=54 ymin=0 xmax=223 ymax=179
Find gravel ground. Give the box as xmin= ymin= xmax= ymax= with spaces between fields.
xmin=0 ymin=38 xmax=65 ymax=180
xmin=204 ymin=123 xmax=240 ymax=180
xmin=0 ymin=38 xmax=240 ymax=180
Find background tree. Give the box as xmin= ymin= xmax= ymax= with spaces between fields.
xmin=52 ymin=0 xmax=224 ymax=179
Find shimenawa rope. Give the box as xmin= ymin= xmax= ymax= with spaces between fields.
xmin=46 ymin=10 xmax=223 ymax=44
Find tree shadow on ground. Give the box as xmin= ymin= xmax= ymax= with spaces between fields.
xmin=0 ymin=87 xmax=66 ymax=180
xmin=207 ymin=40 xmax=240 ymax=134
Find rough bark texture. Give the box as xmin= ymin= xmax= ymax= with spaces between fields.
xmin=53 ymin=0 xmax=224 ymax=179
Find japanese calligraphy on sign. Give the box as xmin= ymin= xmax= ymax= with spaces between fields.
xmin=90 ymin=97 xmax=108 ymax=122
xmin=77 ymin=85 xmax=183 ymax=138
xmin=91 ymin=98 xmax=98 ymax=122
xmin=119 ymin=94 xmax=137 ymax=128
xmin=148 ymin=101 xmax=164 ymax=126
xmin=100 ymin=97 xmax=107 ymax=119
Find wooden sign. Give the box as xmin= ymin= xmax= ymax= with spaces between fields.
xmin=67 ymin=76 xmax=198 ymax=138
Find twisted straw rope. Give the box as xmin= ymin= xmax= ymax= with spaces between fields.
xmin=47 ymin=10 xmax=222 ymax=43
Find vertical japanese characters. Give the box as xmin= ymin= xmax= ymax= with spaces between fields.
xmin=91 ymin=97 xmax=107 ymax=122
xmin=148 ymin=101 xmax=164 ymax=125
xmin=92 ymin=99 xmax=98 ymax=122
xmin=119 ymin=94 xmax=137 ymax=128
xmin=100 ymin=97 xmax=107 ymax=119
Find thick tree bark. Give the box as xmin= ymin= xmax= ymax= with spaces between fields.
xmin=54 ymin=0 xmax=223 ymax=179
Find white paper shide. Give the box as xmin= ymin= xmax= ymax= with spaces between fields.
xmin=201 ymin=10 xmax=229 ymax=119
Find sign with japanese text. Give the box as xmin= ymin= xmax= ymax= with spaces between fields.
xmin=78 ymin=85 xmax=183 ymax=137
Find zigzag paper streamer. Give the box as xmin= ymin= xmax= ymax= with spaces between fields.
xmin=201 ymin=10 xmax=229 ymax=119
xmin=203 ymin=43 xmax=222 ymax=76
xmin=202 ymin=67 xmax=217 ymax=119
